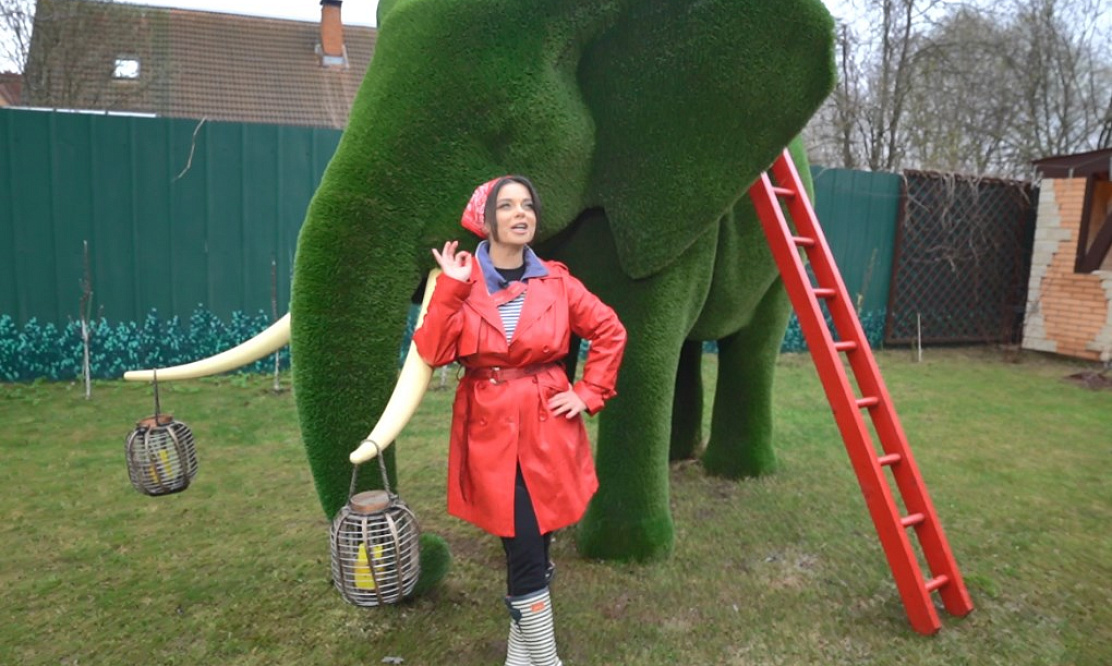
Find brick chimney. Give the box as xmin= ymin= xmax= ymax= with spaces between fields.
xmin=318 ymin=0 xmax=347 ymax=68
xmin=0 ymin=72 xmax=22 ymax=107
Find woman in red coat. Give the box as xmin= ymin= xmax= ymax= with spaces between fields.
xmin=412 ymin=175 xmax=626 ymax=666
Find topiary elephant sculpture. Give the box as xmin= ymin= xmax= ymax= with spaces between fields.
xmin=128 ymin=0 xmax=836 ymax=588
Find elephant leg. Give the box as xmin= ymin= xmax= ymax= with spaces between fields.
xmin=701 ymin=279 xmax=792 ymax=479
xmin=546 ymin=210 xmax=713 ymax=561
xmin=579 ymin=313 xmax=684 ymax=560
xmin=669 ymin=339 xmax=704 ymax=461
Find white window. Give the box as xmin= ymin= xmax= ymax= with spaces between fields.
xmin=113 ymin=57 xmax=140 ymax=80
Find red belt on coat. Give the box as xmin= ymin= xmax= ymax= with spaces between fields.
xmin=465 ymin=362 xmax=561 ymax=385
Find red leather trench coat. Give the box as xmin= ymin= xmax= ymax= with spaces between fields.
xmin=411 ymin=259 xmax=626 ymax=537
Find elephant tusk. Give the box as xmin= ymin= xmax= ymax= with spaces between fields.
xmin=350 ymin=269 xmax=440 ymax=464
xmin=123 ymin=314 xmax=291 ymax=382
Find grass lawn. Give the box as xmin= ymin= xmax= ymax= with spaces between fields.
xmin=1 ymin=347 xmax=1109 ymax=665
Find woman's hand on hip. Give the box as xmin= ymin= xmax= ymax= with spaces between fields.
xmin=431 ymin=241 xmax=472 ymax=282
xmin=548 ymin=389 xmax=587 ymax=419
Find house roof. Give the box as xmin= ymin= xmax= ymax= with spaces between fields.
xmin=1032 ymin=148 xmax=1112 ymax=179
xmin=0 ymin=73 xmax=21 ymax=106
xmin=23 ymin=0 xmax=376 ymax=128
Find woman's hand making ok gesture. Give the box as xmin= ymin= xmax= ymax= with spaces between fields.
xmin=431 ymin=240 xmax=473 ymax=283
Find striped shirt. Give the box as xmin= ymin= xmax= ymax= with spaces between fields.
xmin=495 ymin=265 xmax=527 ymax=342
xmin=498 ymin=291 xmax=526 ymax=342
xmin=478 ymin=242 xmax=548 ymax=343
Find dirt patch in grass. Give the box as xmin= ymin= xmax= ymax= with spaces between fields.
xmin=443 ymin=531 xmax=505 ymax=572
xmin=1064 ymin=370 xmax=1112 ymax=390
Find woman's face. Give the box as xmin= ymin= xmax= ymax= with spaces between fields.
xmin=487 ymin=181 xmax=536 ymax=248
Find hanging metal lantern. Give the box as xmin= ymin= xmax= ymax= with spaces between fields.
xmin=125 ymin=372 xmax=198 ymax=496
xmin=330 ymin=453 xmax=421 ymax=607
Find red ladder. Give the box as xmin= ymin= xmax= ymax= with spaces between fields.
xmin=747 ymin=149 xmax=974 ymax=635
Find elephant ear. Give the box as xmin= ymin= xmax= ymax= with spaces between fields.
xmin=580 ymin=0 xmax=835 ymax=279
xmin=376 ymin=0 xmax=399 ymax=24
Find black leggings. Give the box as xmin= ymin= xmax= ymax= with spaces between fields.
xmin=500 ymin=466 xmax=552 ymax=597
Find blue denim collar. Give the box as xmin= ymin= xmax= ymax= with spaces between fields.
xmin=476 ymin=241 xmax=549 ymax=294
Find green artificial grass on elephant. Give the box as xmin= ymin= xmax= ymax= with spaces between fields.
xmin=290 ymin=0 xmax=836 ymax=591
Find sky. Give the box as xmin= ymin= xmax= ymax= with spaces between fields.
xmin=116 ymin=0 xmax=379 ymax=25
xmin=116 ymin=0 xmax=856 ymax=28
xmin=2 ymin=0 xmax=860 ymax=72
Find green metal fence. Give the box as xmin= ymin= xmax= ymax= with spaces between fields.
xmin=0 ymin=108 xmax=340 ymax=325
xmin=788 ymin=165 xmax=902 ymax=350
xmin=809 ymin=165 xmax=901 ymax=315
xmin=0 ymin=109 xmax=902 ymax=378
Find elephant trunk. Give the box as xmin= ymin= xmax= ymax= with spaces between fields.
xmin=349 ymin=269 xmax=439 ymax=464
xmin=288 ymin=188 xmax=431 ymax=518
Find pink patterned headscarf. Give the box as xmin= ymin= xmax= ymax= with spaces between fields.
xmin=460 ymin=177 xmax=503 ymax=239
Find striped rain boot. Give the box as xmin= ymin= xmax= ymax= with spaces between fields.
xmin=505 ymin=617 xmax=531 ymax=666
xmin=505 ymin=587 xmax=562 ymax=666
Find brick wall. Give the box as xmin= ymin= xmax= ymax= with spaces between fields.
xmin=1022 ymin=178 xmax=1112 ymax=362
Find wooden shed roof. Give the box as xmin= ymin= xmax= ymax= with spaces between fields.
xmin=1032 ymin=148 xmax=1112 ymax=179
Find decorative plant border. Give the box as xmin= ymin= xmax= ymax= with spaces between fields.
xmin=0 ymin=310 xmax=289 ymax=382
xmin=0 ymin=308 xmax=886 ymax=382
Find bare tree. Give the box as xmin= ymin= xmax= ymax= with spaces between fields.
xmin=909 ymin=0 xmax=1111 ymax=176
xmin=808 ymin=0 xmax=1111 ymax=176
xmin=807 ymin=20 xmax=867 ymax=169
xmin=1007 ymin=0 xmax=1111 ymax=165
xmin=1099 ymin=90 xmax=1112 ymax=149
xmin=808 ymin=0 xmax=952 ymax=171
xmin=862 ymin=0 xmax=919 ymax=171
xmin=21 ymin=0 xmax=168 ymax=111
xmin=0 ymin=0 xmax=33 ymax=72
xmin=901 ymin=8 xmax=1022 ymax=175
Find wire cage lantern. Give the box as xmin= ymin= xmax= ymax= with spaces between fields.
xmin=330 ymin=452 xmax=421 ymax=607
xmin=125 ymin=373 xmax=198 ymax=496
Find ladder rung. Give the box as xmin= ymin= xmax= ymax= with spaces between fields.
xmin=813 ymin=288 xmax=836 ymax=299
xmin=833 ymin=341 xmax=858 ymax=352
xmin=924 ymin=575 xmax=950 ymax=593
xmin=770 ymin=186 xmax=796 ymax=199
xmin=792 ymin=236 xmax=816 ymax=247
xmin=877 ymin=453 xmax=902 ymax=467
xmin=855 ymin=396 xmax=879 ymax=409
xmin=901 ymin=512 xmax=926 ymax=528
